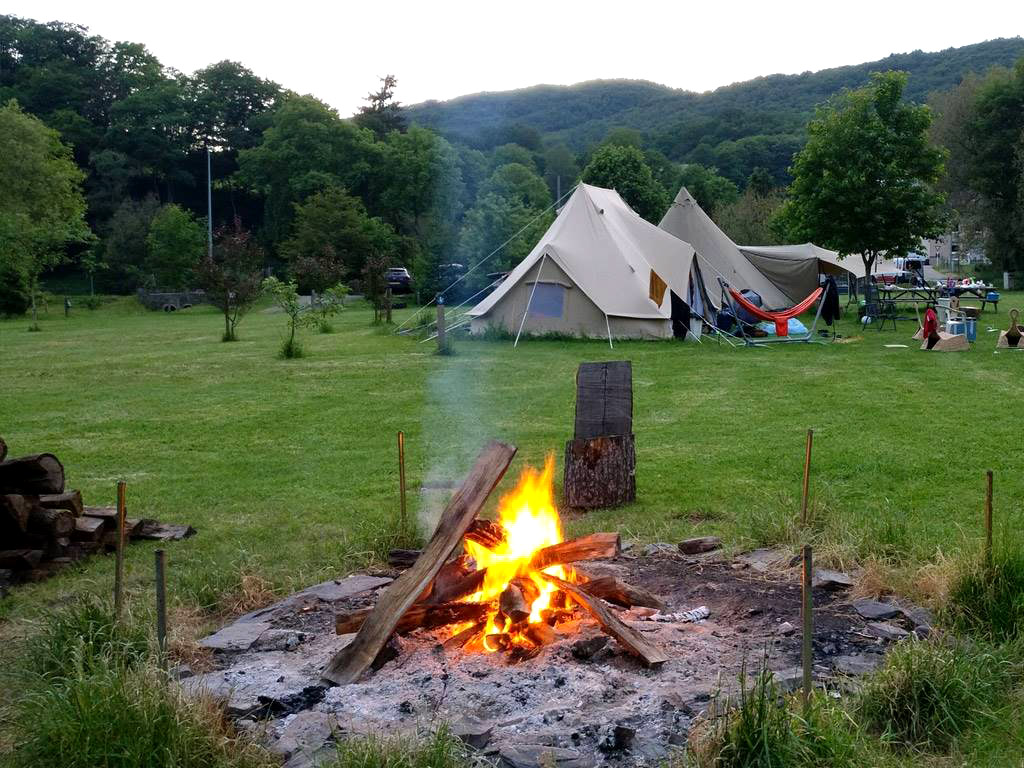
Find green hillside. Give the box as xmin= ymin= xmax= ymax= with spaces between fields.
xmin=408 ymin=38 xmax=1024 ymax=183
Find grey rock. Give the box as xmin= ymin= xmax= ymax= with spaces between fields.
xmin=813 ymin=569 xmax=855 ymax=590
xmin=643 ymin=542 xmax=676 ymax=557
xmin=451 ymin=715 xmax=493 ymax=749
xmin=571 ymin=635 xmax=609 ymax=660
xmin=500 ymin=744 xmax=595 ymax=768
xmin=300 ymin=574 xmax=392 ymax=603
xmin=777 ymin=621 xmax=796 ymax=636
xmin=771 ymin=667 xmax=804 ymax=693
xmin=254 ymin=629 xmax=305 ymax=652
xmin=852 ymin=599 xmax=901 ymax=621
xmin=678 ymin=536 xmax=722 ymax=555
xmin=897 ymin=602 xmax=933 ymax=629
xmin=200 ymin=620 xmax=271 ymax=652
xmin=270 ymin=711 xmax=335 ymax=760
xmin=170 ymin=663 xmax=194 ymax=681
xmin=735 ymin=548 xmax=791 ymax=573
xmin=864 ymin=621 xmax=910 ymax=641
xmin=832 ymin=654 xmax=884 ymax=677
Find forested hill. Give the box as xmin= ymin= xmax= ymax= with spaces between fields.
xmin=407 ymin=37 xmax=1024 ymax=163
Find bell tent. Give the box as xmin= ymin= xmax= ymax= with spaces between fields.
xmin=467 ymin=184 xmax=713 ymax=341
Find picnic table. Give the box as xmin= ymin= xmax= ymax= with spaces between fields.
xmin=947 ymin=284 xmax=999 ymax=311
xmin=877 ymin=285 xmax=939 ymax=303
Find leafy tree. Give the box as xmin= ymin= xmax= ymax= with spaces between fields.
xmin=280 ymin=186 xmax=399 ymax=291
xmin=261 ymin=276 xmax=311 ymax=357
xmin=715 ymin=188 xmax=786 ymax=245
xmin=237 ymin=94 xmax=377 ymax=245
xmin=541 ymin=144 xmax=579 ymax=201
xmin=479 ymin=163 xmax=551 ymax=210
xmin=456 ymin=193 xmax=553 ymax=291
xmin=746 ymin=167 xmax=775 ymax=197
xmin=187 ymin=61 xmax=280 ymax=152
xmin=100 ymin=196 xmax=162 ymax=291
xmin=362 ymin=255 xmax=390 ymax=323
xmin=677 ymin=164 xmax=739 ymax=217
xmin=312 ymin=282 xmax=348 ymax=333
xmin=580 ymin=145 xmax=669 ymax=222
xmin=194 ymin=218 xmax=264 ymax=341
xmin=0 ymin=100 xmax=90 ymax=326
xmin=145 ymin=204 xmax=205 ymax=289
xmin=79 ymin=247 xmax=107 ymax=297
xmin=355 ymin=74 xmax=404 ymax=139
xmin=0 ymin=260 xmax=31 ymax=317
xmin=780 ymin=71 xmax=947 ymax=276
xmin=491 ymin=143 xmax=537 ymax=172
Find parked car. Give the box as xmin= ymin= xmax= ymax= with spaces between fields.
xmin=386 ymin=267 xmax=412 ymax=294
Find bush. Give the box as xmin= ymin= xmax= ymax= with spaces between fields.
xmin=0 ymin=260 xmax=31 ymax=316
xmin=856 ymin=638 xmax=1016 ymax=750
xmin=945 ymin=547 xmax=1024 ymax=642
xmin=279 ymin=337 xmax=304 ymax=359
xmin=325 ymin=726 xmax=470 ymax=768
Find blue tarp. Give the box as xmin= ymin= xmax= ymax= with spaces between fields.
xmin=756 ymin=318 xmax=809 ymax=336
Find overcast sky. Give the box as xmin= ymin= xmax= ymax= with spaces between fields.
xmin=9 ymin=1 xmax=1024 ymax=115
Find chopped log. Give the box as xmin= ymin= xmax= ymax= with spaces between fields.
xmin=1 ymin=494 xmax=32 ymax=533
xmin=73 ymin=516 xmax=105 ymax=541
xmin=482 ymin=633 xmax=512 ymax=652
xmin=0 ymin=437 xmax=6 ymax=463
xmin=39 ymin=491 xmax=84 ymax=518
xmin=46 ymin=537 xmax=71 ymax=559
xmin=530 ymin=533 xmax=621 ymax=570
xmin=678 ymin=536 xmax=722 ymax=555
xmin=542 ymin=574 xmax=668 ymax=669
xmin=443 ymin=620 xmax=486 ymax=650
xmin=574 ymin=362 xmax=633 ymax=439
xmin=388 ymin=549 xmax=421 ymax=569
xmin=336 ymin=600 xmax=491 ymax=635
xmin=322 ymin=440 xmax=517 ymax=685
xmin=0 ymin=454 xmax=65 ymax=495
xmin=0 ymin=549 xmax=43 ymax=571
xmin=464 ymin=519 xmax=506 ymax=551
xmin=563 ymin=435 xmax=636 ymax=509
xmin=429 ymin=568 xmax=485 ymax=604
xmin=499 ymin=581 xmax=531 ymax=624
xmin=421 ymin=553 xmax=474 ymax=602
xmin=27 ymin=507 xmax=74 ymax=538
xmin=579 ymin=575 xmax=664 ymax=610
xmin=525 ymin=621 xmax=556 ymax=647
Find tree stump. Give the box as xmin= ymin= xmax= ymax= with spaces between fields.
xmin=563 ymin=434 xmax=636 ymax=509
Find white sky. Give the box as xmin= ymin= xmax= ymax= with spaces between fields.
xmin=9 ymin=1 xmax=1024 ymax=116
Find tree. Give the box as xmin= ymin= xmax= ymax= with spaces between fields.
xmin=456 ymin=193 xmax=553 ymax=291
xmin=261 ymin=276 xmax=312 ymax=358
xmin=362 ymin=255 xmax=390 ymax=323
xmin=0 ymin=100 xmax=90 ymax=326
xmin=145 ymin=204 xmax=205 ymax=289
xmin=280 ymin=186 xmax=399 ymax=291
xmin=580 ymin=145 xmax=669 ymax=222
xmin=746 ymin=167 xmax=775 ymax=197
xmin=490 ymin=143 xmax=537 ymax=172
xmin=541 ymin=144 xmax=579 ymax=201
xmin=479 ymin=163 xmax=551 ymax=210
xmin=355 ymin=74 xmax=404 ymax=139
xmin=187 ymin=61 xmax=280 ymax=153
xmin=194 ymin=218 xmax=264 ymax=341
xmin=715 ymin=188 xmax=786 ymax=245
xmin=780 ymin=71 xmax=946 ymax=276
xmin=100 ymin=196 xmax=161 ymax=291
xmin=312 ymin=282 xmax=348 ymax=333
xmin=677 ymin=164 xmax=739 ymax=217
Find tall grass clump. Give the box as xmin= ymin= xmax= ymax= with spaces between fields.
xmin=325 ymin=725 xmax=470 ymax=768
xmin=945 ymin=546 xmax=1024 ymax=642
xmin=856 ymin=637 xmax=1017 ymax=750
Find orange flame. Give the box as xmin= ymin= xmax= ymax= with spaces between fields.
xmin=459 ymin=456 xmax=570 ymax=650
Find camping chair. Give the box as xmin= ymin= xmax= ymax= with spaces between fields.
xmin=717 ymin=278 xmax=826 ymax=345
xmin=863 ymin=283 xmax=897 ymax=331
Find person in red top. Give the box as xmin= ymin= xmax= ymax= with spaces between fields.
xmin=923 ymin=306 xmax=940 ymax=349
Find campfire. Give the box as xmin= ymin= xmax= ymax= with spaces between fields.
xmin=323 ymin=441 xmax=666 ymax=685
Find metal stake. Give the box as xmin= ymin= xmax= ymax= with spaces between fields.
xmin=114 ymin=480 xmax=127 ymax=620
xmin=436 ymin=301 xmax=446 ymax=353
xmin=801 ymin=429 xmax=814 ymax=527
xmin=985 ymin=470 xmax=993 ymax=567
xmin=801 ymin=544 xmax=813 ymax=714
xmin=155 ymin=549 xmax=167 ymax=673
xmin=398 ymin=431 xmax=407 ymax=539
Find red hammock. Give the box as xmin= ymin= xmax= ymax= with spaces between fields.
xmin=729 ymin=287 xmax=824 ymax=337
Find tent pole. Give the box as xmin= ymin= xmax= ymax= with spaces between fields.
xmin=605 ymin=314 xmax=614 ymax=349
xmin=514 ymin=254 xmax=547 ymax=348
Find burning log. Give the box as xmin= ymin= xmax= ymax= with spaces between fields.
xmin=464 ymin=519 xmax=506 ymax=550
xmin=530 ymin=532 xmax=621 ymax=570
xmin=0 ymin=454 xmax=65 ymax=495
xmin=499 ymin=578 xmax=537 ymax=624
xmin=525 ymin=621 xmax=557 ymax=647
xmin=335 ymin=600 xmax=491 ymax=636
xmin=323 ymin=440 xmax=517 ymax=685
xmin=578 ymin=574 xmax=665 ymax=610
xmin=443 ymin=619 xmax=487 ymax=650
xmin=542 ymin=574 xmax=668 ymax=669
xmin=422 ymin=554 xmax=474 ymax=602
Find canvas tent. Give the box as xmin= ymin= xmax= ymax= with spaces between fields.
xmin=658 ymin=187 xmax=794 ymax=308
xmin=467 ymin=184 xmax=713 ymax=341
xmin=739 ymin=243 xmax=902 ymax=300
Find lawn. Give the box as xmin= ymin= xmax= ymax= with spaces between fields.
xmin=1 ymin=295 xmax=1022 ymax=624
xmin=3 ymin=294 xmax=1024 ymax=765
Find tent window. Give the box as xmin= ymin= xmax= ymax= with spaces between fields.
xmin=529 ymin=282 xmax=565 ymax=318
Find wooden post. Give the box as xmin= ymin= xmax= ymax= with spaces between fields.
xmin=436 ymin=300 xmax=446 ymax=354
xmin=984 ymin=470 xmax=993 ymax=567
xmin=801 ymin=544 xmax=813 ymax=714
xmin=397 ymin=431 xmax=407 ymax=539
xmin=155 ymin=549 xmax=167 ymax=672
xmin=801 ymin=429 xmax=814 ymax=527
xmin=114 ymin=480 xmax=127 ymax=620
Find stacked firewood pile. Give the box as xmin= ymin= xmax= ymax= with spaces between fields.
xmin=0 ymin=437 xmax=194 ymax=596
xmin=322 ymin=440 xmax=667 ymax=686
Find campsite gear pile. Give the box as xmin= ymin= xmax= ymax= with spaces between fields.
xmin=563 ymin=362 xmax=636 ymax=509
xmin=0 ymin=437 xmax=194 ymax=595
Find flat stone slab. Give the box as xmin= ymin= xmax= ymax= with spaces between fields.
xmin=271 ymin=711 xmax=336 ymax=761
xmin=813 ymin=568 xmax=854 ymax=590
xmin=852 ymin=599 xmax=901 ymax=621
xmin=736 ymin=547 xmax=793 ymax=572
xmin=200 ymin=620 xmax=271 ymax=652
xmin=865 ymin=621 xmax=910 ymax=641
xmin=499 ymin=744 xmax=595 ymax=768
xmin=832 ymin=653 xmax=884 ymax=676
xmin=678 ymin=536 xmax=722 ymax=555
xmin=300 ymin=574 xmax=392 ymax=603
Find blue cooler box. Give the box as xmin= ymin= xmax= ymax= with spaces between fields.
xmin=965 ymin=318 xmax=977 ymax=342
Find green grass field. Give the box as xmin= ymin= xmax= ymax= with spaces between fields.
xmin=1 ymin=296 xmax=1022 ymax=621
xmin=2 ymin=295 xmax=1024 ymax=765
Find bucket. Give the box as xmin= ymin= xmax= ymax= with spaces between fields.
xmin=965 ymin=318 xmax=977 ymax=342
